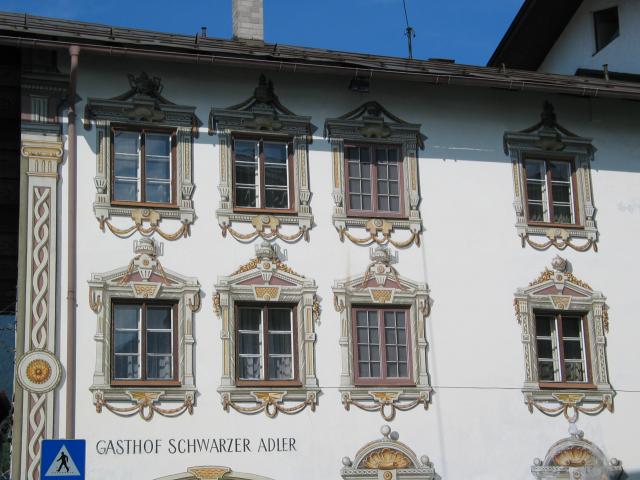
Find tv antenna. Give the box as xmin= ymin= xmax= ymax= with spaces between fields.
xmin=402 ymin=0 xmax=416 ymax=59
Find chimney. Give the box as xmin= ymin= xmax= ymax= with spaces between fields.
xmin=232 ymin=0 xmax=264 ymax=42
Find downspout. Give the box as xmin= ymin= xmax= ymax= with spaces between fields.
xmin=66 ymin=44 xmax=79 ymax=440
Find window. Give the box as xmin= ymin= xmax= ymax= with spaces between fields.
xmin=211 ymin=75 xmax=315 ymax=243
xmin=594 ymin=6 xmax=619 ymax=53
xmin=233 ymin=138 xmax=293 ymax=211
xmin=534 ymin=311 xmax=589 ymax=385
xmin=86 ymin=72 xmax=199 ymax=237
xmin=353 ymin=307 xmax=411 ymax=385
xmin=112 ymin=129 xmax=175 ymax=205
xmin=236 ymin=304 xmax=297 ymax=384
xmin=325 ymin=101 xmax=425 ymax=247
xmin=112 ymin=301 xmax=178 ymax=384
xmin=514 ymin=256 xmax=614 ymax=411
xmin=346 ymin=145 xmax=403 ymax=217
xmin=214 ymin=242 xmax=320 ymax=416
xmin=89 ymin=238 xmax=200 ymax=417
xmin=504 ymin=102 xmax=598 ymax=251
xmin=524 ymin=158 xmax=577 ymax=225
xmin=333 ymin=246 xmax=432 ymax=419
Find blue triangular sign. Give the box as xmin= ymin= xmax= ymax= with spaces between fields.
xmin=41 ymin=440 xmax=85 ymax=479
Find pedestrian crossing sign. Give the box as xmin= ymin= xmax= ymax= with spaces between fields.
xmin=41 ymin=439 xmax=85 ymax=479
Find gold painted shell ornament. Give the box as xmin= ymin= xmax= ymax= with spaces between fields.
xmin=552 ymin=446 xmax=596 ymax=467
xmin=16 ymin=349 xmax=62 ymax=393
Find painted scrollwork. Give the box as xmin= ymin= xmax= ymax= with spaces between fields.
xmin=341 ymin=425 xmax=439 ymax=480
xmin=514 ymin=256 xmax=614 ymax=417
xmin=211 ymin=75 xmax=316 ymax=242
xmin=325 ymin=101 xmax=426 ymax=248
xmin=333 ymin=246 xmax=432 ymax=418
xmin=214 ymin=241 xmax=320 ymax=416
xmin=94 ymin=390 xmax=194 ymax=421
xmin=85 ymin=72 xmax=201 ymax=239
xmin=504 ymin=102 xmax=598 ymax=252
xmin=88 ymin=238 xmax=200 ymax=417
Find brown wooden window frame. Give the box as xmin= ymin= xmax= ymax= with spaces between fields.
xmin=231 ymin=135 xmax=296 ymax=214
xmin=523 ymin=156 xmax=581 ymax=228
xmin=534 ymin=310 xmax=594 ymax=389
xmin=234 ymin=302 xmax=301 ymax=388
xmin=352 ymin=305 xmax=414 ymax=387
xmin=344 ymin=143 xmax=406 ymax=219
xmin=110 ymin=299 xmax=180 ymax=387
xmin=110 ymin=125 xmax=178 ymax=209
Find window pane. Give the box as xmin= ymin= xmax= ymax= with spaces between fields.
xmin=562 ymin=317 xmax=582 ymax=338
xmin=114 ymin=131 xmax=139 ymax=155
xmin=378 ymin=196 xmax=389 ymax=211
xmin=235 ymin=187 xmax=257 ymax=207
xmin=113 ymin=180 xmax=138 ymax=202
xmin=526 ymin=182 xmax=543 ymax=201
xmin=147 ymin=306 xmax=172 ymax=330
xmin=265 ymin=189 xmax=289 ymax=209
xmin=594 ymin=6 xmax=619 ymax=52
xmin=357 ymin=343 xmax=370 ymax=361
xmin=356 ymin=310 xmax=381 ymax=379
xmin=146 ymin=133 xmax=170 ymax=157
xmin=114 ymin=304 xmax=140 ymax=329
xmin=349 ymin=179 xmax=361 ymax=194
xmin=236 ymin=164 xmax=258 ymax=185
xmin=550 ymin=162 xmax=571 ymax=182
xmin=145 ymin=181 xmax=171 ymax=203
xmin=356 ymin=311 xmax=368 ymax=327
xmin=553 ymin=206 xmax=572 ymax=224
xmin=525 ymin=160 xmax=545 ymax=180
xmin=265 ymin=166 xmax=288 ymax=186
xmin=536 ymin=315 xmax=553 ymax=336
xmin=114 ymin=355 xmax=139 ymax=379
xmin=114 ymin=331 xmax=139 ymax=354
xmin=238 ymin=308 xmax=261 ymax=331
xmin=147 ymin=355 xmax=172 ymax=379
xmin=264 ymin=142 xmax=287 ymax=164
xmin=350 ymin=195 xmax=362 ymax=210
xmin=362 ymin=195 xmax=372 ymax=211
xmin=269 ymin=333 xmax=292 ymax=354
xmin=114 ymin=155 xmax=139 ymax=178
xmin=378 ymin=181 xmax=389 ymax=195
xmin=563 ymin=340 xmax=583 ymax=360
xmin=536 ymin=339 xmax=553 ymax=359
xmin=239 ymin=357 xmax=261 ymax=380
xmin=147 ymin=331 xmax=172 ymax=354
xmin=269 ymin=309 xmax=291 ymax=331
xmin=565 ymin=362 xmax=585 ymax=382
xmin=527 ymin=203 xmax=544 ymax=222
xmin=538 ymin=360 xmax=555 ymax=381
xmin=146 ymin=157 xmax=171 ymax=181
xmin=235 ymin=140 xmax=257 ymax=162
xmin=239 ymin=333 xmax=260 ymax=354
xmin=552 ymin=184 xmax=571 ymax=204
xmin=268 ymin=357 xmax=292 ymax=380
xmin=389 ymin=196 xmax=400 ymax=212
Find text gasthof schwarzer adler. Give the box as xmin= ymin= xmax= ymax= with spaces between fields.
xmin=95 ymin=437 xmax=297 ymax=455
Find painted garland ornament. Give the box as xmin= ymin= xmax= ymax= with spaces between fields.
xmin=16 ymin=349 xmax=62 ymax=393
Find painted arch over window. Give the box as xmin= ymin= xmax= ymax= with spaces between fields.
xmin=155 ymin=466 xmax=274 ymax=480
xmin=325 ymin=101 xmax=426 ymax=248
xmin=332 ymin=246 xmax=432 ymax=420
xmin=514 ymin=256 xmax=614 ymax=421
xmin=504 ymin=102 xmax=598 ymax=252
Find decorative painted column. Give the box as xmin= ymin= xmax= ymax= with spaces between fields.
xmin=15 ymin=139 xmax=63 ymax=480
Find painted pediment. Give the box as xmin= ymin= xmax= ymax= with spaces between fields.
xmin=521 ymin=256 xmax=596 ymax=300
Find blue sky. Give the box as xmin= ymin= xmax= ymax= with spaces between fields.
xmin=0 ymin=0 xmax=523 ymax=65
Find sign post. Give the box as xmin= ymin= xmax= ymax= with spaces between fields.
xmin=41 ymin=439 xmax=85 ymax=479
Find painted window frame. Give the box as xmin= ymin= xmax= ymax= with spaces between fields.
xmin=88 ymin=239 xmax=200 ymax=408
xmin=325 ymin=101 xmax=426 ymax=243
xmin=344 ymin=143 xmax=406 ymax=219
xmin=504 ymin=102 xmax=598 ymax=251
xmin=84 ymin=72 xmax=200 ymax=230
xmin=210 ymin=75 xmax=316 ymax=241
xmin=110 ymin=126 xmax=178 ymax=208
xmin=332 ymin=246 xmax=432 ymax=418
xmin=214 ymin=242 xmax=320 ymax=415
xmin=514 ymin=257 xmax=614 ymax=408
xmin=110 ymin=299 xmax=180 ymax=387
xmin=231 ymin=136 xmax=296 ymax=214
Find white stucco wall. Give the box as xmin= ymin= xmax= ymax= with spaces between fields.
xmin=57 ymin=53 xmax=640 ymax=480
xmin=540 ymin=0 xmax=640 ymax=75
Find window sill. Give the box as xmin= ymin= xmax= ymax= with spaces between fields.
xmin=232 ymin=207 xmax=298 ymax=216
xmin=235 ymin=380 xmax=303 ymax=388
xmin=218 ymin=385 xmax=320 ymax=417
xmin=354 ymin=381 xmax=416 ymax=388
xmin=522 ymin=385 xmax=614 ymax=406
xmin=110 ymin=380 xmax=181 ymax=388
xmin=538 ymin=382 xmax=596 ymax=390
xmin=90 ymin=385 xmax=196 ymax=404
xmin=340 ymin=386 xmax=431 ymax=420
xmin=527 ymin=221 xmax=583 ymax=230
xmin=111 ymin=200 xmax=179 ymax=210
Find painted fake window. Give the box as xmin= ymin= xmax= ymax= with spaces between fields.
xmin=353 ymin=307 xmax=412 ymax=385
xmin=535 ymin=311 xmax=590 ymax=385
xmin=236 ymin=304 xmax=297 ymax=383
xmin=524 ymin=158 xmax=577 ymax=225
xmin=345 ymin=145 xmax=403 ymax=217
xmin=112 ymin=301 xmax=177 ymax=384
xmin=112 ymin=129 xmax=175 ymax=205
xmin=233 ymin=138 xmax=293 ymax=211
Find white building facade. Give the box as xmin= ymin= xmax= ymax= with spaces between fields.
xmin=5 ymin=1 xmax=640 ymax=479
